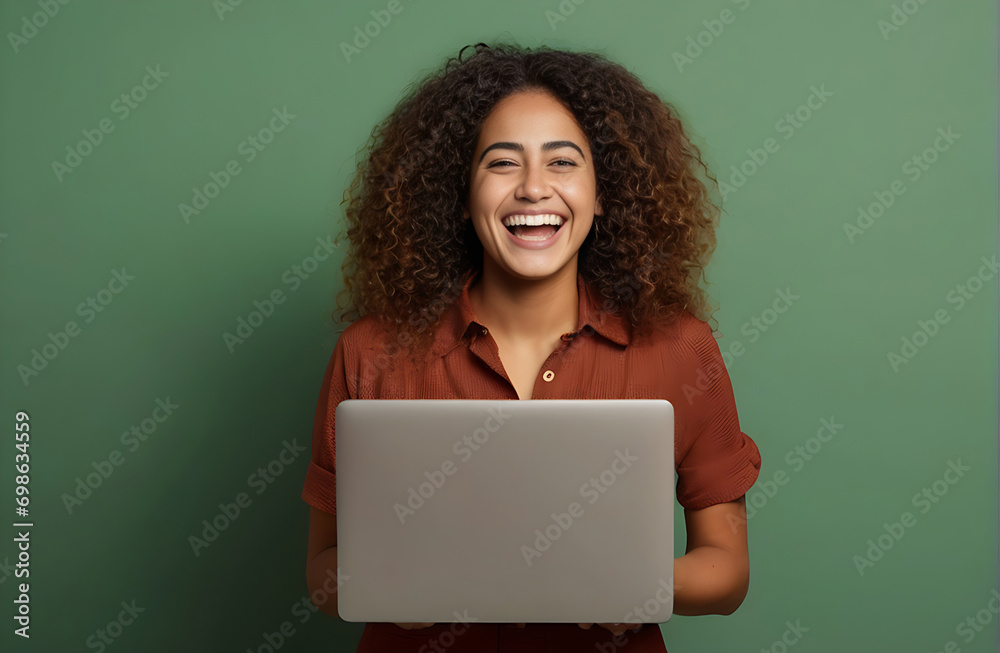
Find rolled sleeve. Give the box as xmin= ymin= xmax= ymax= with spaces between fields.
xmin=301 ymin=331 xmax=353 ymax=515
xmin=303 ymin=461 xmax=338 ymax=514
xmin=675 ymin=319 xmax=762 ymax=510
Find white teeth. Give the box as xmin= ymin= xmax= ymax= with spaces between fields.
xmin=501 ymin=214 xmax=565 ymax=227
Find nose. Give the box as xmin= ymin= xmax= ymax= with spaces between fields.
xmin=514 ymin=160 xmax=552 ymax=202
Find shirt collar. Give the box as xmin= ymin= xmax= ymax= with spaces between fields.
xmin=431 ymin=269 xmax=631 ymax=358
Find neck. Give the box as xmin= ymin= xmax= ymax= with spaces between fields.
xmin=469 ymin=259 xmax=580 ymax=343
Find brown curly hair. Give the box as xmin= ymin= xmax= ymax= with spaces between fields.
xmin=333 ymin=41 xmax=721 ymax=362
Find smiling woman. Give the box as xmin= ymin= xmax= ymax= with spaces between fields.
xmin=303 ymin=42 xmax=761 ymax=653
xmin=462 ymin=87 xmax=604 ymax=403
xmin=466 ymin=90 xmax=598 ymax=278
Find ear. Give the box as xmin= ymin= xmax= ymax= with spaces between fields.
xmin=594 ymin=194 xmax=603 ymax=217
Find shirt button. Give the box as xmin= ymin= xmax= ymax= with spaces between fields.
xmin=481 ymin=327 xmax=488 ymax=335
xmin=542 ymin=370 xmax=555 ymax=382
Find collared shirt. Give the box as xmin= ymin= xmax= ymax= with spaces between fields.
xmin=302 ymin=269 xmax=762 ymax=652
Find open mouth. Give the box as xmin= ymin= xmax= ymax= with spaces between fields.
xmin=502 ymin=214 xmax=566 ymax=241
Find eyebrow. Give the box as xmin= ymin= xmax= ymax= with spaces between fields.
xmin=477 ymin=140 xmax=586 ymax=164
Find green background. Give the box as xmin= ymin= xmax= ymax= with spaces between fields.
xmin=1 ymin=0 xmax=997 ymax=651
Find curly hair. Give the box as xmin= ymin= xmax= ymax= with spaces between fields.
xmin=333 ymin=41 xmax=721 ymax=362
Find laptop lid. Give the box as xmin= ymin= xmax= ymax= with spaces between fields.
xmin=335 ymin=398 xmax=674 ymax=624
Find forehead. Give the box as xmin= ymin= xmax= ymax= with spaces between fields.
xmin=476 ymin=90 xmax=588 ymax=142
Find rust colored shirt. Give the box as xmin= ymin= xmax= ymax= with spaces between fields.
xmin=302 ymin=269 xmax=762 ymax=653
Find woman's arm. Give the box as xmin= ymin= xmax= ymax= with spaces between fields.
xmin=306 ymin=506 xmax=340 ymax=618
xmin=307 ymin=497 xmax=751 ymax=619
xmin=306 ymin=507 xmax=435 ymax=629
xmin=672 ymin=496 xmax=751 ymax=616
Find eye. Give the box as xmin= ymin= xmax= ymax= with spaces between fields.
xmin=486 ymin=159 xmax=578 ymax=169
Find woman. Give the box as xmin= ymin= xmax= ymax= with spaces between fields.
xmin=303 ymin=42 xmax=761 ymax=652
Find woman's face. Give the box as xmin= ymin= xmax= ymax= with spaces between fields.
xmin=466 ymin=88 xmax=601 ymax=283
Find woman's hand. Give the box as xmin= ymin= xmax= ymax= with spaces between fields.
xmin=392 ymin=622 xmax=435 ymax=629
xmin=578 ymin=623 xmax=643 ymax=636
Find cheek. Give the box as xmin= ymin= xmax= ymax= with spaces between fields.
xmin=470 ymin=218 xmax=500 ymax=250
xmin=565 ymin=185 xmax=599 ymax=213
xmin=470 ymin=179 xmax=506 ymax=211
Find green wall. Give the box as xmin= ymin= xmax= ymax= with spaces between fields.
xmin=1 ymin=1 xmax=996 ymax=651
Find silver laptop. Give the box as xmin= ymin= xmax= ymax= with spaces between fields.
xmin=335 ymin=399 xmax=675 ymax=624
